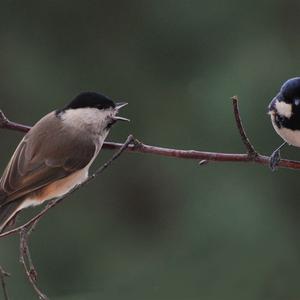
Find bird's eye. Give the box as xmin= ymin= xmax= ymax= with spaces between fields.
xmin=294 ymin=99 xmax=300 ymax=106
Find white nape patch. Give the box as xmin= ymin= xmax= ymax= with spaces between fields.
xmin=295 ymin=99 xmax=300 ymax=106
xmin=61 ymin=107 xmax=115 ymax=134
xmin=275 ymin=100 xmax=292 ymax=118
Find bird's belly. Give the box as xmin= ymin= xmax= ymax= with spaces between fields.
xmin=19 ymin=168 xmax=89 ymax=210
xmin=273 ymin=123 xmax=300 ymax=147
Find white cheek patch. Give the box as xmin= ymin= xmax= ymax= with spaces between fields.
xmin=62 ymin=107 xmax=114 ymax=133
xmin=275 ymin=100 xmax=292 ymax=118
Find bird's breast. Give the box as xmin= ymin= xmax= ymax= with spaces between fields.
xmin=271 ymin=114 xmax=300 ymax=147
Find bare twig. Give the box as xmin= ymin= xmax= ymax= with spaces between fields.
xmin=231 ymin=96 xmax=258 ymax=157
xmin=0 ymin=110 xmax=31 ymax=133
xmin=19 ymin=222 xmax=47 ymax=300
xmin=0 ymin=266 xmax=10 ymax=300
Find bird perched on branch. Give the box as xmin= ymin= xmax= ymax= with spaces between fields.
xmin=0 ymin=92 xmax=129 ymax=232
xmin=268 ymin=77 xmax=300 ymax=170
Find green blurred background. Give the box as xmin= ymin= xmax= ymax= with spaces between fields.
xmin=1 ymin=1 xmax=300 ymax=299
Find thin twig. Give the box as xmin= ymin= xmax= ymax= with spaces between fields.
xmin=19 ymin=224 xmax=48 ymax=300
xmin=0 ymin=266 xmax=10 ymax=300
xmin=0 ymin=110 xmax=31 ymax=133
xmin=231 ymin=96 xmax=258 ymax=157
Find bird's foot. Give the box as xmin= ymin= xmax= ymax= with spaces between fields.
xmin=269 ymin=149 xmax=281 ymax=171
xmin=269 ymin=142 xmax=287 ymax=171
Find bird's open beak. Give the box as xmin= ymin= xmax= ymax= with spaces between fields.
xmin=114 ymin=102 xmax=130 ymax=122
xmin=113 ymin=116 xmax=130 ymax=122
xmin=116 ymin=102 xmax=128 ymax=110
xmin=268 ymin=97 xmax=277 ymax=115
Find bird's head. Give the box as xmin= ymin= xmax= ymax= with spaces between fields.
xmin=57 ymin=92 xmax=129 ymax=134
xmin=268 ymin=78 xmax=300 ymax=120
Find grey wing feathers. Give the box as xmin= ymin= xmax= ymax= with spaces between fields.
xmin=0 ymin=186 xmax=23 ymax=232
xmin=0 ymin=112 xmax=96 ymax=205
xmin=0 ymin=189 xmax=7 ymax=206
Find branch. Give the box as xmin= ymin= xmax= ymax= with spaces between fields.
xmin=19 ymin=222 xmax=48 ymax=300
xmin=0 ymin=110 xmax=31 ymax=133
xmin=1 ymin=107 xmax=298 ymax=170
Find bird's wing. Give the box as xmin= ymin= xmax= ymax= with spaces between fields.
xmin=0 ymin=112 xmax=96 ymax=205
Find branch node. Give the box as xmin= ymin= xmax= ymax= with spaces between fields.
xmin=0 ymin=110 xmax=8 ymax=127
xmin=0 ymin=267 xmax=10 ymax=278
xmin=29 ymin=269 xmax=38 ymax=283
xmin=132 ymin=138 xmax=143 ymax=148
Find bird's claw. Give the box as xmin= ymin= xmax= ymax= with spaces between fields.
xmin=269 ymin=149 xmax=281 ymax=171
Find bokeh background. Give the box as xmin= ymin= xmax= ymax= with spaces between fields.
xmin=1 ymin=1 xmax=300 ymax=299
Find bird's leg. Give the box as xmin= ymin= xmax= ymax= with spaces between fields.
xmin=269 ymin=142 xmax=287 ymax=171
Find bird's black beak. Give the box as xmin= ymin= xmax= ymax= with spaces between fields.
xmin=113 ymin=116 xmax=130 ymax=122
xmin=268 ymin=96 xmax=278 ymax=114
xmin=115 ymin=102 xmax=128 ymax=110
xmin=114 ymin=102 xmax=130 ymax=122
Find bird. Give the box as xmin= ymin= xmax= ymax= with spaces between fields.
xmin=0 ymin=92 xmax=129 ymax=232
xmin=268 ymin=77 xmax=300 ymax=170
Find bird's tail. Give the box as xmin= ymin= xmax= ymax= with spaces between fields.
xmin=0 ymin=193 xmax=23 ymax=233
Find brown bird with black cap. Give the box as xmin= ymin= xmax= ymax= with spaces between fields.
xmin=0 ymin=92 xmax=129 ymax=232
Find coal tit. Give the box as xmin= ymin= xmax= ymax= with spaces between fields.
xmin=268 ymin=77 xmax=300 ymax=170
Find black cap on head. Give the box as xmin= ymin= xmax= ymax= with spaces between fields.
xmin=280 ymin=77 xmax=300 ymax=101
xmin=64 ymin=92 xmax=116 ymax=110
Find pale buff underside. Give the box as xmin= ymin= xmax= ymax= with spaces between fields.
xmin=18 ymin=167 xmax=89 ymax=210
xmin=271 ymin=114 xmax=300 ymax=147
